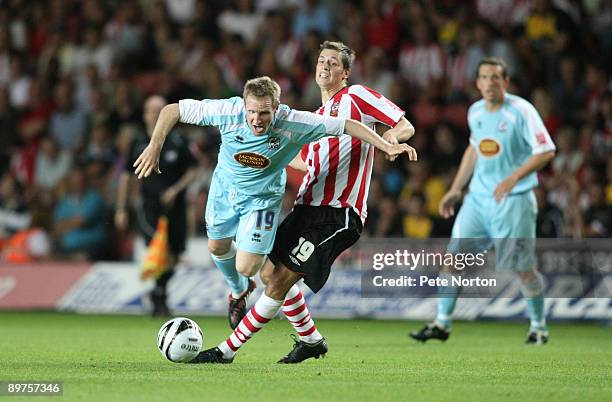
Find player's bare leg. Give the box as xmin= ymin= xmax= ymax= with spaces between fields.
xmin=259 ymin=258 xmax=274 ymax=286
xmin=236 ymin=250 xmax=266 ymax=277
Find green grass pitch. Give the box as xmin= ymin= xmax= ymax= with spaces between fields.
xmin=0 ymin=312 xmax=610 ymax=402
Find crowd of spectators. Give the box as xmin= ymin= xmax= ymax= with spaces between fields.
xmin=0 ymin=0 xmax=611 ymax=262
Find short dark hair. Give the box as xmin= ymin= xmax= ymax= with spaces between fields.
xmin=477 ymin=57 xmax=509 ymax=79
xmin=319 ymin=40 xmax=356 ymax=70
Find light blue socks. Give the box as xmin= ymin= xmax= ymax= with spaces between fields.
xmin=435 ymin=272 xmax=459 ymax=330
xmin=211 ymin=241 xmax=248 ymax=298
xmin=521 ymin=273 xmax=546 ymax=331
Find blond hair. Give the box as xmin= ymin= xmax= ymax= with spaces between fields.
xmin=243 ymin=76 xmax=281 ymax=106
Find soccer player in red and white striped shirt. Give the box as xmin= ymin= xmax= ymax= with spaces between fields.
xmin=191 ymin=41 xmax=416 ymax=364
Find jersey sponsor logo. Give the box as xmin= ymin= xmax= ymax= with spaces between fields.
xmin=497 ymin=121 xmax=508 ymax=132
xmin=267 ymin=136 xmax=280 ymax=150
xmin=233 ymin=152 xmax=271 ymax=169
xmin=479 ymin=138 xmax=501 ymax=158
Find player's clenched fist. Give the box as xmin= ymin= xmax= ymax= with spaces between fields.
xmin=133 ymin=142 xmax=163 ymax=179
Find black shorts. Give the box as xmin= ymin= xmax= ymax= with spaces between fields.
xmin=269 ymin=205 xmax=362 ymax=293
xmin=138 ymin=197 xmax=187 ymax=256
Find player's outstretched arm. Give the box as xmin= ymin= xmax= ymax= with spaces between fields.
xmin=439 ymin=145 xmax=477 ymax=218
xmin=133 ymin=104 xmax=180 ymax=179
xmin=344 ymin=119 xmax=417 ymax=161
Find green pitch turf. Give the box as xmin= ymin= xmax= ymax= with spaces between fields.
xmin=0 ymin=312 xmax=610 ymax=402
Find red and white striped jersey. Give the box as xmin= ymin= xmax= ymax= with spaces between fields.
xmin=295 ymin=85 xmax=404 ymax=223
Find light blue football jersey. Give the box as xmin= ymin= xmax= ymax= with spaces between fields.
xmin=467 ymin=93 xmax=555 ymax=196
xmin=178 ymin=97 xmax=345 ymax=198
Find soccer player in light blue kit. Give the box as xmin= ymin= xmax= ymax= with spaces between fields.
xmin=411 ymin=58 xmax=556 ymax=345
xmin=133 ymin=76 xmax=415 ymax=328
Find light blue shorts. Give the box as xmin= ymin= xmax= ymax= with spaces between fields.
xmin=448 ymin=190 xmax=537 ymax=272
xmin=205 ymin=173 xmax=282 ymax=254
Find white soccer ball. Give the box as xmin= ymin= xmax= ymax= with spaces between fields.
xmin=157 ymin=317 xmax=203 ymax=363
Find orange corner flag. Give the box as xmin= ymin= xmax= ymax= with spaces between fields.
xmin=141 ymin=216 xmax=169 ymax=280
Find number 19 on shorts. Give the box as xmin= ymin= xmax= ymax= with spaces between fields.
xmin=291 ymin=237 xmax=315 ymax=262
xmin=255 ymin=210 xmax=275 ymax=231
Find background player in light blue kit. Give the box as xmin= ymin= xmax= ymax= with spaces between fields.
xmin=133 ymin=76 xmax=415 ymax=329
xmin=411 ymin=58 xmax=556 ymax=345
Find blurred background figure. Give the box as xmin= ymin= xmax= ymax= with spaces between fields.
xmin=34 ymin=136 xmax=73 ymax=191
xmin=52 ymin=167 xmax=107 ymax=260
xmin=115 ymin=95 xmax=197 ymax=317
xmin=2 ymin=195 xmax=52 ymax=263
xmin=49 ymin=80 xmax=90 ymax=153
xmin=0 ymin=172 xmax=29 ymax=240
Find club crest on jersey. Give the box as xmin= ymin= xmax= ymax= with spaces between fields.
xmin=479 ymin=138 xmax=501 ymax=158
xmin=498 ymin=120 xmax=508 ymax=132
xmin=234 ymin=152 xmax=271 ymax=169
xmin=267 ymin=136 xmax=280 ymax=150
xmin=330 ymin=101 xmax=340 ymax=117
